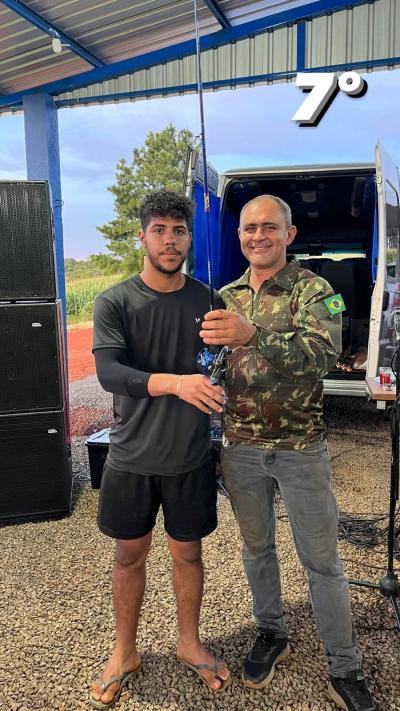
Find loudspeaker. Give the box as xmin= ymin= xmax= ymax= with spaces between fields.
xmin=0 ymin=409 xmax=72 ymax=522
xmin=0 ymin=180 xmax=57 ymax=300
xmin=0 ymin=301 xmax=65 ymax=414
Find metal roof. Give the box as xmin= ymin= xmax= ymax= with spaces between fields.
xmin=0 ymin=0 xmax=398 ymax=112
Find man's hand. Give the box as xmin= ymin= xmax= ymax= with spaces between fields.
xmin=177 ymin=374 xmax=225 ymax=414
xmin=200 ymin=309 xmax=256 ymax=347
xmin=148 ymin=373 xmax=224 ymax=414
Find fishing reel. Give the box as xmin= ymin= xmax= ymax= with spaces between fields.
xmin=196 ymin=345 xmax=231 ymax=442
xmin=197 ymin=345 xmax=231 ymax=495
xmin=196 ymin=345 xmax=231 ymax=385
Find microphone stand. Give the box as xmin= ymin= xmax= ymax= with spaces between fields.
xmin=349 ymin=336 xmax=400 ymax=631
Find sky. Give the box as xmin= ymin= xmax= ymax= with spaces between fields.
xmin=0 ymin=68 xmax=400 ymax=259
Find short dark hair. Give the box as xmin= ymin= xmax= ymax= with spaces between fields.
xmin=139 ymin=190 xmax=193 ymax=231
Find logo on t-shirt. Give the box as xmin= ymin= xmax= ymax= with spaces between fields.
xmin=195 ymin=317 xmax=201 ymax=323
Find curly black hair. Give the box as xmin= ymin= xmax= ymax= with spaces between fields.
xmin=139 ymin=190 xmax=193 ymax=231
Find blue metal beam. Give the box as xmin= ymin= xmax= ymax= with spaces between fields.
xmin=202 ymin=0 xmax=231 ymax=29
xmin=0 ymin=0 xmax=104 ymax=67
xmin=0 ymin=0 xmax=373 ymax=108
xmin=297 ymin=22 xmax=306 ymax=71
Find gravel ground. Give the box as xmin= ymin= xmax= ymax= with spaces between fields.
xmin=1 ymin=381 xmax=399 ymax=711
xmin=69 ymin=376 xmax=113 ymax=436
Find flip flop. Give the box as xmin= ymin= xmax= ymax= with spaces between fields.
xmin=177 ymin=654 xmax=231 ymax=693
xmin=89 ymin=663 xmax=141 ymax=709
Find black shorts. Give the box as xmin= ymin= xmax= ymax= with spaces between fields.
xmin=97 ymin=462 xmax=217 ymax=541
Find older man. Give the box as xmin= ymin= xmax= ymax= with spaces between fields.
xmin=200 ymin=194 xmax=377 ymax=711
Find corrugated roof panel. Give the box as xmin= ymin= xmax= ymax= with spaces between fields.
xmin=0 ymin=49 xmax=87 ymax=95
xmin=1 ymin=0 xmax=370 ymax=98
xmin=221 ymin=0 xmax=310 ymax=23
xmin=70 ymin=2 xmax=216 ymax=63
xmin=181 ymin=52 xmax=196 ymax=85
xmin=271 ymin=26 xmax=296 ymax=74
xmin=0 ymin=2 xmax=93 ymax=91
xmin=307 ymin=0 xmax=400 ymax=68
xmin=0 ymin=1 xmax=398 ymax=110
xmin=56 ymin=26 xmax=298 ymax=106
xmin=0 ymin=0 xmax=221 ymax=93
xmin=372 ymin=0 xmax=400 ymax=59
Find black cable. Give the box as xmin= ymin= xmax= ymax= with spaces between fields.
xmin=337 ymin=511 xmax=393 ymax=549
xmin=276 ymin=500 xmax=400 ymax=554
xmin=358 ymin=625 xmax=398 ymax=632
xmin=341 ymin=557 xmax=399 ymax=573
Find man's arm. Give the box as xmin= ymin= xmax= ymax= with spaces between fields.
xmin=94 ymin=347 xmax=224 ymax=414
xmin=200 ymin=280 xmax=341 ymax=379
xmin=93 ymin=295 xmax=224 ymax=413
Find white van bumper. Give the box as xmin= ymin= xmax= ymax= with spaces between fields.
xmin=323 ymin=378 xmax=367 ymax=397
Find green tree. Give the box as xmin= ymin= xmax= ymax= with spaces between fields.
xmin=64 ymin=257 xmax=79 ymax=274
xmin=97 ymin=124 xmax=195 ymax=273
xmin=88 ymin=252 xmax=121 ymax=274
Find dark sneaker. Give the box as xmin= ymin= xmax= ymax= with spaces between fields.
xmin=242 ymin=629 xmax=290 ymax=689
xmin=328 ymin=671 xmax=378 ymax=711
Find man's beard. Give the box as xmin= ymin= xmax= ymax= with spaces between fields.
xmin=147 ymin=250 xmax=186 ymax=275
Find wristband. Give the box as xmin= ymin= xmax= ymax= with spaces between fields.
xmin=176 ymin=375 xmax=184 ymax=399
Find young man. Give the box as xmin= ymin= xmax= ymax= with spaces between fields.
xmin=90 ymin=190 xmax=230 ymax=709
xmin=199 ymin=195 xmax=377 ymax=711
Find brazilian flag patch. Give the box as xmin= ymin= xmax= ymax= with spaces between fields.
xmin=324 ymin=293 xmax=346 ymax=315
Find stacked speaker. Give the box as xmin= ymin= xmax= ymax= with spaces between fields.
xmin=0 ymin=181 xmax=72 ymax=522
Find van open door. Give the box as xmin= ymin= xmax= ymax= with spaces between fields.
xmin=367 ymin=144 xmax=400 ymax=380
xmin=183 ymin=147 xmax=221 ymax=286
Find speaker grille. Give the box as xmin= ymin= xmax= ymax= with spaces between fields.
xmin=0 ymin=410 xmax=72 ymax=522
xmin=0 ymin=302 xmax=63 ymax=414
xmin=0 ymin=181 xmax=57 ymax=299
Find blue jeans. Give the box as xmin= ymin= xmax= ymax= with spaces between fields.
xmin=221 ymin=440 xmax=362 ymax=678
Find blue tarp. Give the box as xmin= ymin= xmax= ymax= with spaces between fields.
xmin=192 ymin=182 xmax=248 ymax=288
xmin=192 ymin=182 xmax=221 ymax=287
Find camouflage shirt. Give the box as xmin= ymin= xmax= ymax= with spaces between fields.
xmin=219 ymin=258 xmax=342 ymax=450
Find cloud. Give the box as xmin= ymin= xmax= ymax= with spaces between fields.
xmin=205 ymin=72 xmax=400 ymax=170
xmin=0 ymin=114 xmax=26 ymax=178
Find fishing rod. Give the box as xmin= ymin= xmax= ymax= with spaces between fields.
xmin=193 ymin=0 xmax=215 ymax=312
xmin=193 ymin=0 xmax=231 ymax=450
xmin=192 ymin=0 xmax=230 ymax=403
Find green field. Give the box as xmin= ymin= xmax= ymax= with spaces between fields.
xmin=66 ymin=273 xmax=125 ymax=323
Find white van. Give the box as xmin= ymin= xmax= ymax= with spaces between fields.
xmin=186 ymin=144 xmax=400 ymax=399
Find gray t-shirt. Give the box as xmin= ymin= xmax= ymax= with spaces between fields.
xmin=93 ymin=275 xmax=224 ymax=475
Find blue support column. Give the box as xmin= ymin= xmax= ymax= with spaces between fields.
xmin=297 ymin=21 xmax=306 ymax=71
xmin=23 ymin=93 xmax=68 ymax=367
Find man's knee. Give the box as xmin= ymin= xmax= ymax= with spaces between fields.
xmin=299 ymin=541 xmax=342 ymax=577
xmin=243 ymin=537 xmax=277 ymax=558
xmin=115 ymin=533 xmax=152 ymax=568
xmin=168 ymin=537 xmax=202 ymax=565
xmin=236 ymin=515 xmax=275 ymax=555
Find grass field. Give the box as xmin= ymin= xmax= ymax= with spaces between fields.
xmin=66 ymin=273 xmax=125 ymax=323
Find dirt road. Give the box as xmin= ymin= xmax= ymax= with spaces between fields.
xmin=67 ymin=325 xmax=95 ymax=382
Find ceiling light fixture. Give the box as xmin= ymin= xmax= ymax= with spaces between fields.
xmin=49 ymin=29 xmax=69 ymax=55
